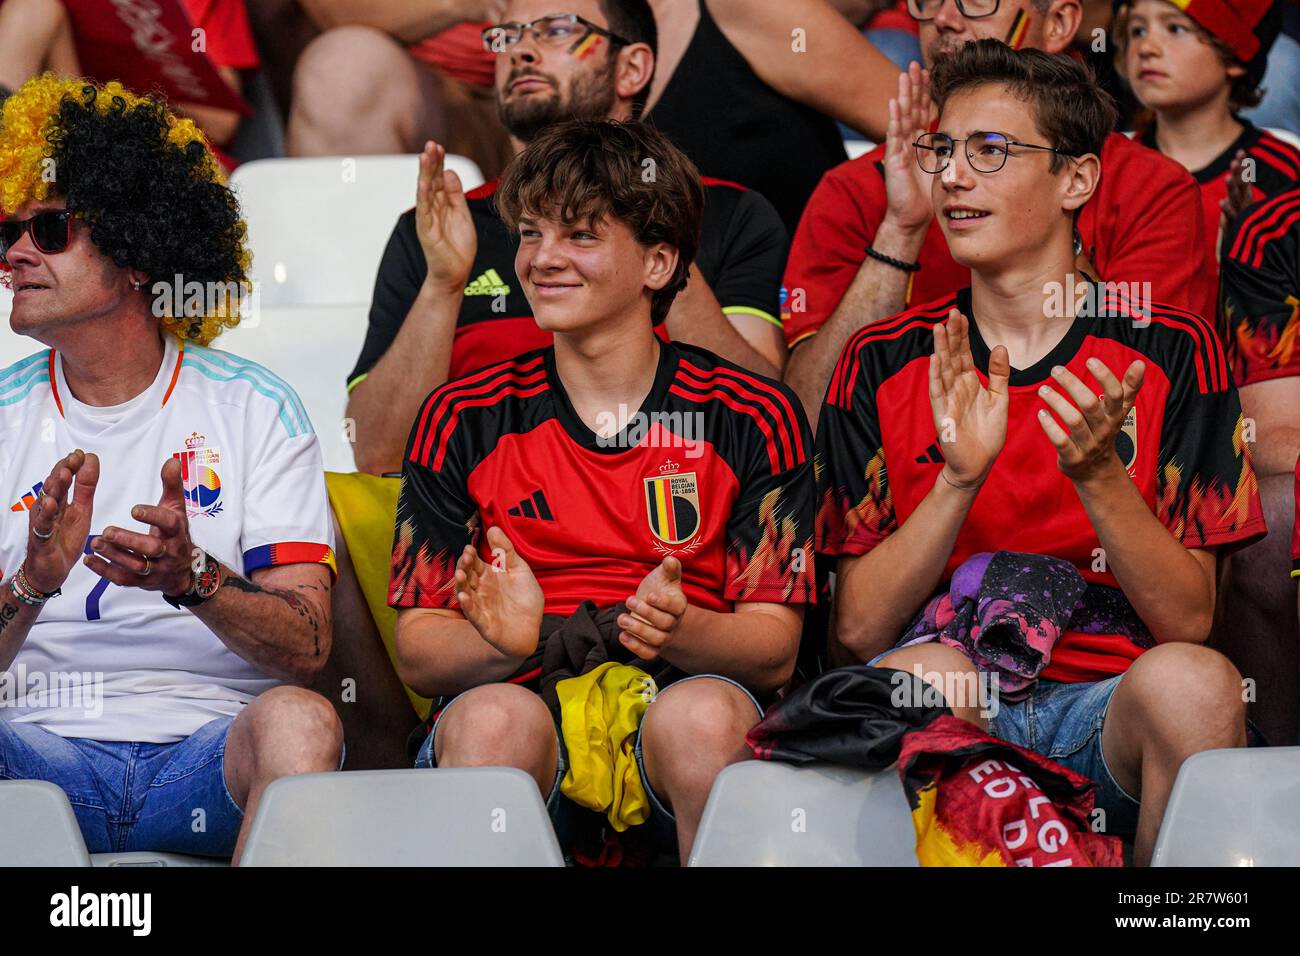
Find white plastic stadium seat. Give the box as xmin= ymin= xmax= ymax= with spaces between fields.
xmin=1151 ymin=747 xmax=1300 ymax=866
xmin=217 ymin=303 xmax=367 ymax=473
xmin=240 ymin=768 xmax=565 ymax=866
xmin=688 ymin=761 xmax=918 ymax=866
xmin=0 ymin=780 xmax=92 ymax=866
xmin=230 ymin=153 xmax=485 ymax=308
xmin=91 ymin=852 xmax=225 ymax=867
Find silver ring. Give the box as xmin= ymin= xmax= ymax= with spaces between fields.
xmin=141 ymin=555 xmax=151 ymax=577
xmin=33 ymin=527 xmax=53 ymax=541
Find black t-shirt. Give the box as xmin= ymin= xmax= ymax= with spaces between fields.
xmin=347 ymin=176 xmax=788 ymax=390
xmin=645 ymin=0 xmax=847 ymax=233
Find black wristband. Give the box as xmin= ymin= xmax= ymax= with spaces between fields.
xmin=866 ymin=246 xmax=922 ymax=273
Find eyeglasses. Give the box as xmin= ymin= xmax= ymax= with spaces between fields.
xmin=914 ymin=131 xmax=1076 ymax=174
xmin=905 ymin=0 xmax=1001 ymax=21
xmin=0 ymin=211 xmax=75 ymax=264
xmin=481 ymin=14 xmax=631 ymax=54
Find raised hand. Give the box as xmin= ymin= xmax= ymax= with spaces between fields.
xmin=23 ymin=450 xmax=99 ymax=594
xmin=86 ymin=457 xmax=197 ymax=596
xmin=415 ymin=139 xmax=478 ymax=290
xmin=619 ymin=556 xmax=688 ymax=661
xmin=1217 ymin=149 xmax=1255 ymax=264
xmin=454 ymin=526 xmax=544 ymax=659
xmin=1037 ymin=357 xmax=1145 ymax=483
xmin=929 ymin=308 xmax=1010 ymax=490
xmin=883 ymin=62 xmax=937 ymax=233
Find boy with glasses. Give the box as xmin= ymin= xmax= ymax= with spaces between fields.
xmin=817 ymin=41 xmax=1263 ymax=865
xmin=781 ymin=0 xmax=1213 ymax=430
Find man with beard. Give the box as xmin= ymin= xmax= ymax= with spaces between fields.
xmin=345 ymin=0 xmax=789 ymax=476
xmin=781 ymin=0 xmax=1216 ymax=429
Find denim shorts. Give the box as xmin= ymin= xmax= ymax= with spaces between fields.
xmin=415 ymin=674 xmax=763 ymax=850
xmin=0 ymin=716 xmax=244 ymax=857
xmin=990 ymin=675 xmax=1141 ymax=836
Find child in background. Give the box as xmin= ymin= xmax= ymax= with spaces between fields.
xmin=1115 ymin=0 xmax=1299 ymax=272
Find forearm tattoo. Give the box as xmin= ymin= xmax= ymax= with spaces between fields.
xmin=222 ymin=574 xmax=326 ymax=657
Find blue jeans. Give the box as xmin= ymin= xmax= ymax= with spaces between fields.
xmin=990 ymin=675 xmax=1141 ymax=836
xmin=0 ymin=717 xmax=244 ymax=857
xmin=415 ymin=674 xmax=763 ymax=849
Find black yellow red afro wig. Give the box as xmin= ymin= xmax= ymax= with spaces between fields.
xmin=0 ymin=75 xmax=251 ymax=344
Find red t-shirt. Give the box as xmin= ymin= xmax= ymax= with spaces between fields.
xmin=390 ymin=342 xmax=816 ymax=616
xmin=409 ymin=21 xmax=496 ymax=87
xmin=865 ymin=1 xmax=919 ymax=34
xmin=182 ymin=0 xmax=259 ymax=70
xmin=782 ymin=132 xmax=1217 ymax=349
xmin=816 ymin=284 xmax=1265 ymax=683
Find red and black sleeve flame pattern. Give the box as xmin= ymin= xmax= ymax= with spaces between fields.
xmin=1220 ymin=187 xmax=1300 ymax=387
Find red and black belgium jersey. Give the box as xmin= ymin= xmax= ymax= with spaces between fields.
xmin=1140 ymin=120 xmax=1300 ymax=291
xmin=817 ymin=284 xmax=1266 ymax=683
xmin=389 ymin=341 xmax=816 ymax=617
xmin=1220 ymin=186 xmax=1300 ymax=386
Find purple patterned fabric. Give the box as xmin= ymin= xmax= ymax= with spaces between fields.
xmin=895 ymin=551 xmax=1153 ymax=701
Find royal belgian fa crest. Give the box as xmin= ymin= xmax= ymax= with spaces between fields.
xmin=644 ymin=460 xmax=701 ymax=549
xmin=172 ymin=431 xmax=224 ymax=517
xmin=1114 ymin=405 xmax=1138 ymax=472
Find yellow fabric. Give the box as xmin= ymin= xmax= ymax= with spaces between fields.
xmin=325 ymin=471 xmax=433 ymax=720
xmin=910 ymin=785 xmax=1007 ymax=867
xmin=558 ymin=662 xmax=657 ymax=832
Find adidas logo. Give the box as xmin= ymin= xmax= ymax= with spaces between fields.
xmin=508 ymin=489 xmax=554 ymax=521
xmin=9 ymin=481 xmax=43 ymax=512
xmin=464 ymin=269 xmax=511 ymax=296
xmin=915 ymin=443 xmax=945 ymax=465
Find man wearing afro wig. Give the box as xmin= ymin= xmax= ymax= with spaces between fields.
xmin=0 ymin=77 xmax=342 ymax=863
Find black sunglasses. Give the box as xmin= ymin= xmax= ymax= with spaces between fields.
xmin=0 ymin=211 xmax=75 ymax=263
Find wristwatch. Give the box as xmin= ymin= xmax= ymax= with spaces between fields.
xmin=164 ymin=549 xmax=222 ymax=609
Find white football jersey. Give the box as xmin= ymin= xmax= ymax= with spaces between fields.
xmin=0 ymin=334 xmax=335 ymax=742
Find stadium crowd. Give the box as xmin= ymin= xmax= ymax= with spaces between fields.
xmin=0 ymin=0 xmax=1297 ymax=867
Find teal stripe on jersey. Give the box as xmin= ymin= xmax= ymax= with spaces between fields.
xmin=0 ymin=351 xmax=51 ymax=394
xmin=182 ymin=346 xmax=311 ymax=438
xmin=186 ymin=344 xmax=311 ymax=434
xmin=0 ymin=371 xmax=50 ymax=406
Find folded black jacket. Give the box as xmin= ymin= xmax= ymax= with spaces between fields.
xmin=746 ymin=666 xmax=949 ymax=770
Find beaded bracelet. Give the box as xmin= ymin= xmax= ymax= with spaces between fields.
xmin=867 ymin=246 xmax=922 ymax=273
xmin=10 ymin=564 xmax=61 ymax=607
